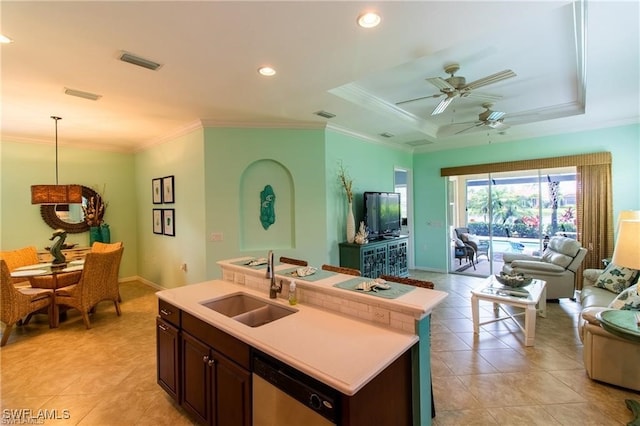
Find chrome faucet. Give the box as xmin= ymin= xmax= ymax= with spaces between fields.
xmin=266 ymin=250 xmax=281 ymax=298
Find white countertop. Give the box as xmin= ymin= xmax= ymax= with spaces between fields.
xmin=157 ymin=280 xmax=418 ymax=395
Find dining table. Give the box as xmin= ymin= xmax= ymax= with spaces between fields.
xmin=10 ymin=260 xmax=84 ymax=327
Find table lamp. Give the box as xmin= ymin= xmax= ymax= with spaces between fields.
xmin=611 ymin=219 xmax=640 ymax=325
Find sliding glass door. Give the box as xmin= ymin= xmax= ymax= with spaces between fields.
xmin=448 ymin=167 xmax=576 ymax=276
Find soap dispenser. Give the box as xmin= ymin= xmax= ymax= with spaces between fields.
xmin=288 ymin=280 xmax=297 ymax=305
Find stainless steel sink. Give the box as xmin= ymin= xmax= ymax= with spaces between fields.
xmin=201 ymin=293 xmax=297 ymax=327
xmin=232 ymin=304 xmax=297 ymax=327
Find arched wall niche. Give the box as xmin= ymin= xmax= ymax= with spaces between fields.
xmin=239 ymin=159 xmax=294 ymax=250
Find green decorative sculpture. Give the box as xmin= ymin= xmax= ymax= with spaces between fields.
xmin=260 ymin=185 xmax=276 ymax=230
xmin=49 ymin=228 xmax=68 ymax=265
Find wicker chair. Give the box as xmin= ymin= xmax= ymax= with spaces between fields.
xmin=91 ymin=241 xmax=123 ymax=253
xmin=379 ymin=275 xmax=435 ymax=289
xmin=321 ymin=264 xmax=361 ymax=276
xmin=1 ymin=260 xmax=54 ymax=346
xmin=54 ymin=247 xmax=124 ymax=329
xmin=0 ymin=246 xmax=40 ymax=286
xmin=279 ymin=256 xmax=308 ymax=266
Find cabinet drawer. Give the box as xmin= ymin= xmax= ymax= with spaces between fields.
xmin=182 ymin=312 xmax=250 ymax=370
xmin=158 ymin=300 xmax=181 ymax=327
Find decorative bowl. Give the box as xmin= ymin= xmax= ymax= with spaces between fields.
xmin=494 ymin=273 xmax=532 ymax=288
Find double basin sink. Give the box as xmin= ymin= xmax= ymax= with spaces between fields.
xmin=201 ymin=292 xmax=297 ymax=327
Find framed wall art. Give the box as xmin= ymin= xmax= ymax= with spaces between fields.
xmin=163 ymin=208 xmax=175 ymax=236
xmin=152 ymin=178 xmax=163 ymax=204
xmin=162 ymin=175 xmax=175 ymax=204
xmin=153 ymin=209 xmax=163 ymax=234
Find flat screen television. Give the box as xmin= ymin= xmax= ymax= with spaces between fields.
xmin=363 ymin=191 xmax=402 ymax=239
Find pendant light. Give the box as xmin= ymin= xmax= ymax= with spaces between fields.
xmin=31 ymin=116 xmax=82 ymax=204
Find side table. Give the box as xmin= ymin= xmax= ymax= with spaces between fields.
xmin=596 ymin=309 xmax=640 ymax=343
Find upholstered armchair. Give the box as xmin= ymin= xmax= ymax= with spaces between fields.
xmin=1 ymin=260 xmax=54 ymax=346
xmin=502 ymin=236 xmax=587 ymax=299
xmin=579 ymin=271 xmax=640 ymax=391
xmin=54 ymin=247 xmax=124 ymax=329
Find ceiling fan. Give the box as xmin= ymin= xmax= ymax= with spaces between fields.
xmin=453 ymin=103 xmax=510 ymax=134
xmin=396 ymin=64 xmax=516 ymax=116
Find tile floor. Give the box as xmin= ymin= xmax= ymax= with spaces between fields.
xmin=1 ymin=275 xmax=638 ymax=425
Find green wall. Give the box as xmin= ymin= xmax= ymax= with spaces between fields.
xmin=412 ymin=123 xmax=640 ymax=272
xmin=202 ymin=127 xmax=327 ymax=278
xmin=134 ymin=128 xmax=206 ymax=288
xmin=0 ymin=140 xmax=137 ymax=277
xmin=325 ymin=131 xmax=413 ymax=262
xmin=2 ymin=123 xmax=637 ymax=288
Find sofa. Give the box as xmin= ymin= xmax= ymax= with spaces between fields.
xmin=502 ymin=236 xmax=587 ymax=299
xmin=579 ymin=267 xmax=640 ymax=391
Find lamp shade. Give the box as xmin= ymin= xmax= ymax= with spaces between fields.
xmin=611 ymin=220 xmax=640 ymax=270
xmin=31 ymin=184 xmax=82 ymax=204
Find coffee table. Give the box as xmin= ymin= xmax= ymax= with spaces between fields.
xmin=471 ymin=277 xmax=547 ymax=346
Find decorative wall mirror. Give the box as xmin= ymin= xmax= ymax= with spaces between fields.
xmin=40 ymin=185 xmax=98 ymax=233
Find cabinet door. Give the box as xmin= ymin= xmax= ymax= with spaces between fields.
xmin=214 ymin=352 xmax=252 ymax=426
xmin=156 ymin=318 xmax=180 ymax=401
xmin=362 ymin=244 xmax=387 ymax=278
xmin=182 ymin=333 xmax=213 ymax=424
xmin=387 ymin=240 xmax=408 ymax=276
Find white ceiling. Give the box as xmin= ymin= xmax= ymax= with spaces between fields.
xmin=1 ymin=1 xmax=638 ymax=153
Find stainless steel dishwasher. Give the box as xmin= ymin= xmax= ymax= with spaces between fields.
xmin=252 ymin=350 xmax=338 ymax=426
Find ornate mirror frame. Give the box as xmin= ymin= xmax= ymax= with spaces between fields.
xmin=40 ymin=185 xmax=97 ymax=233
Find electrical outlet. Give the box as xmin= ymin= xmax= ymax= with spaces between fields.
xmin=372 ymin=307 xmax=389 ymax=324
xmin=210 ymin=232 xmax=223 ymax=242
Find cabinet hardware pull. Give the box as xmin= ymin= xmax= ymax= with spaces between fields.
xmin=208 ymin=359 xmax=215 ymax=367
xmin=160 ymin=309 xmax=172 ymax=315
xmin=203 ymin=355 xmax=209 ymax=363
xmin=158 ymin=324 xmax=168 ymax=331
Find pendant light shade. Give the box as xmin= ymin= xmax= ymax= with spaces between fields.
xmin=31 ymin=116 xmax=82 ymax=204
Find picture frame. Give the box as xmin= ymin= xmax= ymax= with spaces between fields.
xmin=162 ymin=175 xmax=175 ymax=204
xmin=152 ymin=178 xmax=163 ymax=204
xmin=153 ymin=209 xmax=163 ymax=234
xmin=163 ymin=208 xmax=175 ymax=236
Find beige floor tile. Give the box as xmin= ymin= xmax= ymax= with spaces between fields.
xmin=3 ymin=275 xmax=638 ymax=425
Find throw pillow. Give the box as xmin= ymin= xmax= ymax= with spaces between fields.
xmin=608 ymin=284 xmax=640 ymax=311
xmin=594 ymin=263 xmax=639 ymax=294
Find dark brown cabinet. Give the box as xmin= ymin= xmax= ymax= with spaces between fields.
xmin=181 ymin=332 xmax=251 ymax=426
xmin=156 ymin=299 xmax=181 ymax=402
xmin=156 ymin=317 xmax=180 ymax=401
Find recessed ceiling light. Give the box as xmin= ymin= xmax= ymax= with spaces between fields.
xmin=0 ymin=34 xmax=14 ymax=44
xmin=357 ymin=11 xmax=381 ymax=28
xmin=258 ymin=66 xmax=276 ymax=76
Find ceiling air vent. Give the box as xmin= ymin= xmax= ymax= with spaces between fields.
xmin=379 ymin=132 xmax=394 ymax=138
xmin=406 ymin=140 xmax=434 ymax=146
xmin=119 ymin=52 xmax=162 ymax=71
xmin=64 ymin=88 xmax=102 ymax=101
xmin=314 ymin=110 xmax=336 ymax=119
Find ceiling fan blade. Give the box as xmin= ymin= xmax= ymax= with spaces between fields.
xmin=431 ymin=94 xmax=456 ymax=115
xmin=426 ymin=77 xmax=456 ymax=92
xmin=487 ymin=111 xmax=506 ymax=121
xmin=462 ymin=91 xmax=502 ymax=101
xmin=395 ymin=93 xmax=442 ymax=106
xmin=455 ymin=122 xmax=484 ymax=134
xmin=463 ymin=69 xmax=516 ymax=91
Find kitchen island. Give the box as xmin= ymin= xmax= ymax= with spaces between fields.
xmin=156 ymin=258 xmax=447 ymax=425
